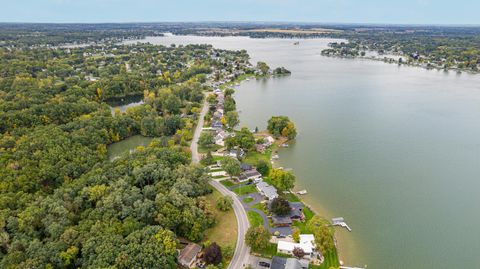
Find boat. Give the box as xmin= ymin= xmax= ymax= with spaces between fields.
xmin=293 ymin=41 xmax=300 ymax=45
xmin=272 ymin=154 xmax=279 ymax=160
xmin=281 ymin=143 xmax=289 ymax=148
xmin=296 ymin=190 xmax=308 ymax=195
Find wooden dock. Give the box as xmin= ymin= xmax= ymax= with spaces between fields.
xmin=332 ymin=217 xmax=352 ymax=232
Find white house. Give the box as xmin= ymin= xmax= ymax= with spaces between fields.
xmin=256 ymin=181 xmax=278 ymax=200
xmin=277 ymin=234 xmax=315 ymax=258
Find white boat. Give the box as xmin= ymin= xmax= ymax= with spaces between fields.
xmin=296 ymin=190 xmax=308 ymax=195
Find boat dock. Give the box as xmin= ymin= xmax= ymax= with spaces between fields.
xmin=332 ymin=217 xmax=352 ymax=232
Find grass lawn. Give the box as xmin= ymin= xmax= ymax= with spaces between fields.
xmin=247 ymin=211 xmax=263 ymax=227
xmin=199 ymin=144 xmax=222 ymax=154
xmin=212 ymin=175 xmax=227 ymax=179
xmin=292 ymin=220 xmax=311 ymax=234
xmin=213 ymin=155 xmax=225 ymax=162
xmin=252 ymin=242 xmax=278 ymax=258
xmin=281 ymin=192 xmax=301 ymax=202
xmin=251 ymin=202 xmax=268 ymax=214
xmin=312 ymin=250 xmax=340 ymax=269
xmin=220 ymin=179 xmax=236 ymax=187
xmin=242 ymin=197 xmax=254 ymax=203
xmin=232 ymin=184 xmax=257 ymax=195
xmin=303 ymin=206 xmax=314 ymax=221
xmin=202 ymin=189 xmax=237 ymax=249
xmin=243 ymin=150 xmax=271 ymax=165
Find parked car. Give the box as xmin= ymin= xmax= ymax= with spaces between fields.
xmin=259 ymin=261 xmax=270 ymax=267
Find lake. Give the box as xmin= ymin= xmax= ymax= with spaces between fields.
xmin=127 ymin=35 xmax=480 ymax=268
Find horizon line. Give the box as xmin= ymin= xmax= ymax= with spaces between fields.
xmin=0 ymin=21 xmax=479 ymax=28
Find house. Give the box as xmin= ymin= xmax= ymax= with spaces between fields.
xmin=271 ymin=256 xmax=308 ymax=269
xmin=240 ymin=163 xmax=253 ymax=171
xmin=255 ymin=144 xmax=266 ymax=153
xmin=178 ymin=243 xmax=202 ymax=268
xmin=238 ymin=169 xmax=262 ymax=182
xmin=211 ymin=120 xmax=223 ymax=129
xmin=277 ymin=234 xmax=315 ymax=258
xmin=226 ymin=148 xmax=245 ymax=159
xmin=289 ymin=202 xmax=305 ymax=220
xmin=272 ymin=215 xmax=293 ymax=227
xmin=264 ymin=136 xmax=275 ymax=147
xmin=256 ymin=181 xmax=278 ymax=200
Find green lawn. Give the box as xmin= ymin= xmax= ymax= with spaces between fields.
xmin=232 ymin=184 xmax=257 ymax=195
xmin=199 ymin=144 xmax=222 ymax=154
xmin=247 ymin=211 xmax=263 ymax=227
xmin=303 ymin=206 xmax=314 ymax=221
xmin=313 ymin=250 xmax=340 ymax=269
xmin=292 ymin=220 xmax=311 ymax=234
xmin=242 ymin=197 xmax=254 ymax=203
xmin=220 ymin=179 xmax=236 ymax=187
xmin=253 ymin=243 xmax=278 ymax=258
xmin=251 ymin=202 xmax=268 ymax=214
xmin=281 ymin=192 xmax=300 ymax=202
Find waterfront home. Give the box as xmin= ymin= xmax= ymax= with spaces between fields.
xmin=178 ymin=243 xmax=202 ymax=268
xmin=264 ymin=135 xmax=275 ymax=147
xmin=226 ymin=148 xmax=245 ymax=159
xmin=271 ymin=256 xmax=308 ymax=269
xmin=240 ymin=163 xmax=253 ymax=171
xmin=255 ymin=143 xmax=266 ymax=153
xmin=211 ymin=120 xmax=223 ymax=129
xmin=256 ymin=181 xmax=278 ymax=200
xmin=289 ymin=202 xmax=305 ymax=220
xmin=272 ymin=215 xmax=293 ymax=227
xmin=277 ymin=234 xmax=315 ymax=258
xmin=238 ymin=169 xmax=262 ymax=182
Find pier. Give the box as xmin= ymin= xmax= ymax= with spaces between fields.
xmin=332 ymin=217 xmax=352 ymax=232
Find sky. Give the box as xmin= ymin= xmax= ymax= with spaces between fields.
xmin=1 ymin=0 xmax=479 ymax=25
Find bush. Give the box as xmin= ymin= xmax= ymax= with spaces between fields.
xmin=216 ymin=196 xmax=233 ymax=211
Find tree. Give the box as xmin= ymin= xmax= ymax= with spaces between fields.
xmin=256 ymin=61 xmax=270 ymax=75
xmin=207 ymin=93 xmax=217 ymax=105
xmin=256 ymin=160 xmax=270 ymax=176
xmin=216 ymin=196 xmax=233 ymax=211
xmin=221 ymin=157 xmax=241 ymax=179
xmin=270 ymin=169 xmax=296 ymax=191
xmin=292 ymin=228 xmax=300 ymax=243
xmin=224 ymin=111 xmax=239 ymax=129
xmin=270 ymin=197 xmax=291 ymax=216
xmin=236 ymin=127 xmax=255 ymax=151
xmin=307 ymin=216 xmax=336 ymax=254
xmin=245 ymin=226 xmax=270 ymax=251
xmin=203 ymin=242 xmax=222 ymax=265
xmin=201 ymin=151 xmax=215 ymax=166
xmin=267 ymin=116 xmax=297 ymax=139
xmin=292 ymin=247 xmax=305 ymax=259
xmin=199 ymin=132 xmax=215 ymax=148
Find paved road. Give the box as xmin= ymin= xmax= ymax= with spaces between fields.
xmin=191 ymin=94 xmax=251 ymax=269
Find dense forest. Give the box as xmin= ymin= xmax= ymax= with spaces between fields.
xmin=0 ymin=32 xmax=253 ymax=268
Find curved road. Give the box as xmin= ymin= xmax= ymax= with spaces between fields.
xmin=191 ymin=96 xmax=251 ymax=269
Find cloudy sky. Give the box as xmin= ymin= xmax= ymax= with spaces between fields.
xmin=1 ymin=0 xmax=478 ymax=25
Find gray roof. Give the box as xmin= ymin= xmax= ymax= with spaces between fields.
xmin=178 ymin=243 xmax=201 ymax=266
xmin=271 ymin=257 xmax=306 ymax=269
xmin=272 ymin=215 xmax=293 ymax=225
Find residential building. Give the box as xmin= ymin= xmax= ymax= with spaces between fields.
xmin=238 ymin=169 xmax=262 ymax=182
xmin=271 ymin=256 xmax=308 ymax=269
xmin=178 ymin=243 xmax=202 ymax=268
xmin=277 ymin=234 xmax=315 ymax=258
xmin=256 ymin=181 xmax=278 ymax=200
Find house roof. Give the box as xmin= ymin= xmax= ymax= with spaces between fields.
xmin=277 ymin=235 xmax=314 ymax=254
xmin=240 ymin=163 xmax=253 ymax=171
xmin=289 ymin=202 xmax=304 ymax=218
xmin=272 ymin=215 xmax=292 ymax=225
xmin=271 ymin=256 xmax=287 ymax=269
xmin=178 ymin=243 xmax=202 ymax=265
xmin=256 ymin=182 xmax=278 ymax=199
